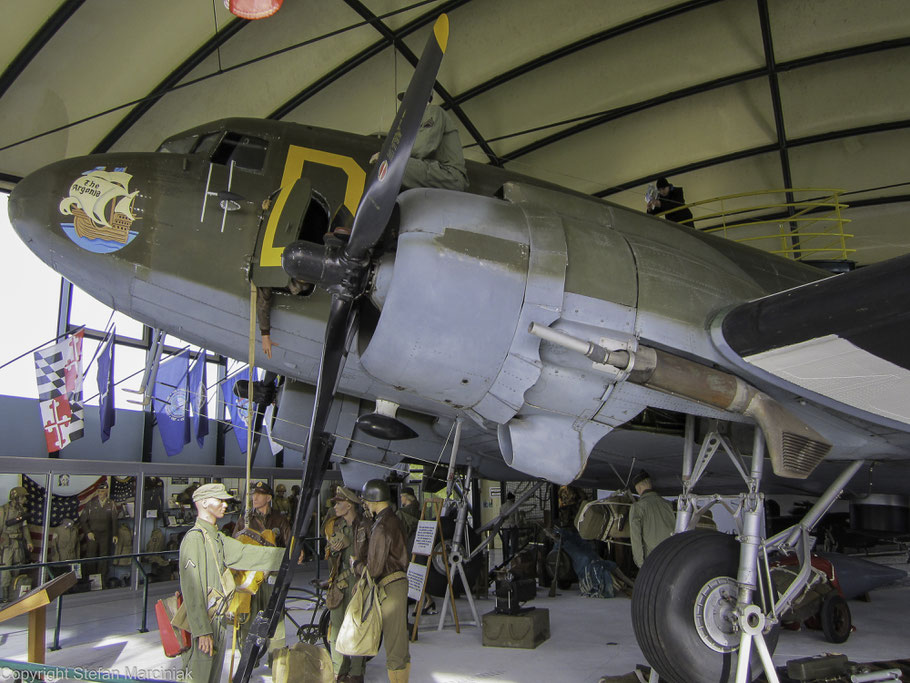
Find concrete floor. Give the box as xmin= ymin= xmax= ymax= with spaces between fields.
xmin=2 ymin=557 xmax=909 ymax=683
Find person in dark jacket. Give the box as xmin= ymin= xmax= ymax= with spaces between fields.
xmin=647 ymin=176 xmax=694 ymax=225
xmin=79 ymin=480 xmax=119 ymax=583
xmin=357 ymin=479 xmax=410 ymax=683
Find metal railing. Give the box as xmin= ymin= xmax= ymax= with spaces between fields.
xmin=664 ymin=188 xmax=854 ymax=261
xmin=1 ymin=536 xmax=326 ymax=652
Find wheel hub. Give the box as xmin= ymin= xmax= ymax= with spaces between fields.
xmin=694 ymin=576 xmax=740 ymax=653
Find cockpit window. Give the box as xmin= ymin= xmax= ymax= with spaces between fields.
xmin=156 ymin=135 xmax=198 ymax=154
xmin=194 ymin=133 xmax=222 ymax=158
xmin=210 ymin=133 xmax=268 ymax=172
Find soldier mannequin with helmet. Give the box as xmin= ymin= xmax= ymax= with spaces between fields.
xmin=324 ymin=486 xmax=369 ymax=683
xmin=356 ymin=479 xmax=411 ymax=683
xmin=0 ymin=486 xmax=33 ymax=603
xmin=272 ymin=483 xmax=292 ymax=516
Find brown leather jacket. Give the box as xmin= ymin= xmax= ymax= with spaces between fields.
xmin=362 ymin=507 xmax=408 ymax=580
xmin=234 ymin=507 xmax=292 ymax=548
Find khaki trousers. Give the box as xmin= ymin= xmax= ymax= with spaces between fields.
xmin=329 ymin=580 xmax=366 ymax=677
xmin=378 ymin=576 xmax=410 ymax=671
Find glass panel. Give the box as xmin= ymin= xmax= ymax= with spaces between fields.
xmin=156 ymin=135 xmax=198 ymax=154
xmin=69 ymin=284 xmax=145 ymax=340
xmin=212 ymin=133 xmax=268 ymax=171
xmin=0 ymin=194 xmax=63 ymax=400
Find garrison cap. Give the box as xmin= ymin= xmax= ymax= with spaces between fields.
xmin=331 ymin=486 xmax=362 ymax=505
xmin=251 ymin=481 xmax=273 ymax=496
xmin=401 ymin=486 xmax=416 ymax=497
xmin=656 ymin=177 xmax=670 ymax=189
xmin=632 ymin=470 xmax=651 ymax=487
xmin=193 ymin=483 xmax=234 ymax=502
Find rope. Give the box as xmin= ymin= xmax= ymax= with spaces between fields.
xmin=244 ymin=282 xmax=256 ymax=529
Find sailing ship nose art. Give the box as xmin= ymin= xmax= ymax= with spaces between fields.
xmin=58 ymin=167 xmax=142 ymax=253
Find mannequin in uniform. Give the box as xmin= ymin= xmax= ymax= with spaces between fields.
xmin=79 ymin=480 xmax=119 ymax=583
xmin=233 ymin=481 xmax=292 ymax=654
xmin=272 ymin=484 xmax=292 ymax=516
xmin=0 ymin=487 xmax=33 ymax=603
xmin=49 ymin=518 xmax=80 ymax=577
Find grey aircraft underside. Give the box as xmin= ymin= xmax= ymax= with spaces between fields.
xmin=8 ymin=123 xmax=910 ymax=495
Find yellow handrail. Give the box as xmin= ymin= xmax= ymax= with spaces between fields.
xmin=657 ymin=188 xmax=852 ymax=261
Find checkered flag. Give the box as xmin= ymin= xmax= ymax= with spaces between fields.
xmin=34 ymin=330 xmax=85 ymax=452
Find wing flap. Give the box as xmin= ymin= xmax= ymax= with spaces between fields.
xmin=713 ymin=254 xmax=910 ymax=430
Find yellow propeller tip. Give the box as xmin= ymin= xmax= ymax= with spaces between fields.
xmin=434 ymin=14 xmax=449 ymax=53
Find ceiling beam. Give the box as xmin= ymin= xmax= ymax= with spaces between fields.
xmin=341 ymin=0 xmax=499 ymax=165
xmin=269 ymin=0 xmax=470 ymax=121
xmin=0 ymin=0 xmax=84 ymax=101
xmin=500 ymin=36 xmax=910 ymax=164
xmin=593 ymin=118 xmax=910 ymax=197
xmin=452 ymin=0 xmax=723 ymax=106
xmin=93 ymin=18 xmax=248 ymax=154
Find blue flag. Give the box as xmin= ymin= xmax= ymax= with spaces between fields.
xmin=189 ymin=354 xmax=209 ymax=447
xmin=221 ymin=367 xmax=258 ymax=453
xmin=153 ymin=349 xmax=191 ymax=457
xmin=96 ymin=328 xmax=116 ymax=443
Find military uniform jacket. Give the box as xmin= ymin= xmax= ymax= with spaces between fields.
xmin=326 ymin=515 xmax=366 ymax=589
xmin=234 ymin=507 xmax=292 ymax=548
xmin=178 ymin=519 xmax=284 ymax=638
xmin=629 ymin=490 xmax=677 ymax=567
xmin=0 ymin=502 xmax=28 ymax=549
xmin=410 ymin=105 xmax=467 ymax=179
xmin=362 ymin=507 xmax=408 ymax=580
xmin=272 ymin=495 xmax=291 ymax=516
xmin=49 ymin=523 xmax=80 ymax=562
xmin=79 ymin=497 xmax=118 ymax=539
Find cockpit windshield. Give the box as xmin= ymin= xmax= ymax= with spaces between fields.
xmin=155 ymin=135 xmax=198 ymax=154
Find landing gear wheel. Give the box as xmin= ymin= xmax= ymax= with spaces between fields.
xmin=820 ymin=592 xmax=851 ymax=644
xmin=631 ymin=530 xmax=779 ymax=683
xmin=426 ymin=516 xmax=483 ymax=598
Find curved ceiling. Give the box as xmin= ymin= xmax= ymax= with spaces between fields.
xmin=1 ymin=0 xmax=909 ymax=265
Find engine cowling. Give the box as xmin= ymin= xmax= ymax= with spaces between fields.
xmin=361 ymin=188 xmax=559 ymax=425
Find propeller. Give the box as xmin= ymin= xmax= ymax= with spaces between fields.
xmin=231 ymin=15 xmax=449 ymax=681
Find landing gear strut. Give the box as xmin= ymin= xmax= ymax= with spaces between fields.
xmin=631 ymin=420 xmax=864 ymax=683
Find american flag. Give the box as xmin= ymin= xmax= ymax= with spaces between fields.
xmin=22 ymin=475 xmax=107 ymax=551
xmin=111 ymin=476 xmax=135 ymax=503
xmin=34 ymin=330 xmax=85 ymax=452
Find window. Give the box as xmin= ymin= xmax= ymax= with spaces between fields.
xmin=210 ymin=133 xmax=268 ymax=172
xmin=156 ymin=135 xmax=198 ymax=154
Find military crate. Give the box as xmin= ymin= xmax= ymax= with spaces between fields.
xmin=481 ymin=608 xmax=550 ymax=649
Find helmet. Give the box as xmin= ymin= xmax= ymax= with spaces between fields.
xmin=10 ymin=486 xmax=27 ymax=501
xmin=361 ymin=479 xmax=390 ymax=503
xmin=275 ymin=484 xmax=286 ymax=494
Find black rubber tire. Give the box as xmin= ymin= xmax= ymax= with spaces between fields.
xmin=319 ymin=607 xmax=331 ymax=652
xmin=425 ymin=516 xmax=483 ymax=598
xmin=631 ymin=529 xmax=779 ymax=683
xmin=545 ymin=549 xmax=577 ymax=585
xmin=820 ymin=592 xmax=851 ymax=644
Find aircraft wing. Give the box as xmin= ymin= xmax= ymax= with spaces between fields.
xmin=711 ymin=254 xmax=910 ymax=432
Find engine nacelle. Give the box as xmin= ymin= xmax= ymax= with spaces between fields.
xmin=361 ymin=188 xmax=562 ymax=426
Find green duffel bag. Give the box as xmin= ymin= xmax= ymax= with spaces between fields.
xmin=272 ymin=641 xmax=333 ymax=683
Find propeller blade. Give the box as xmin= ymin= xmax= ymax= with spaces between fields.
xmin=236 ymin=17 xmax=451 ymax=681
xmin=344 ymin=13 xmax=449 ymax=261
xmin=232 ymin=296 xmax=354 ymax=682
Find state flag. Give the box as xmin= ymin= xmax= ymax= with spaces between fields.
xmin=97 ymin=327 xmax=116 ymax=443
xmin=34 ymin=330 xmax=85 ymax=452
